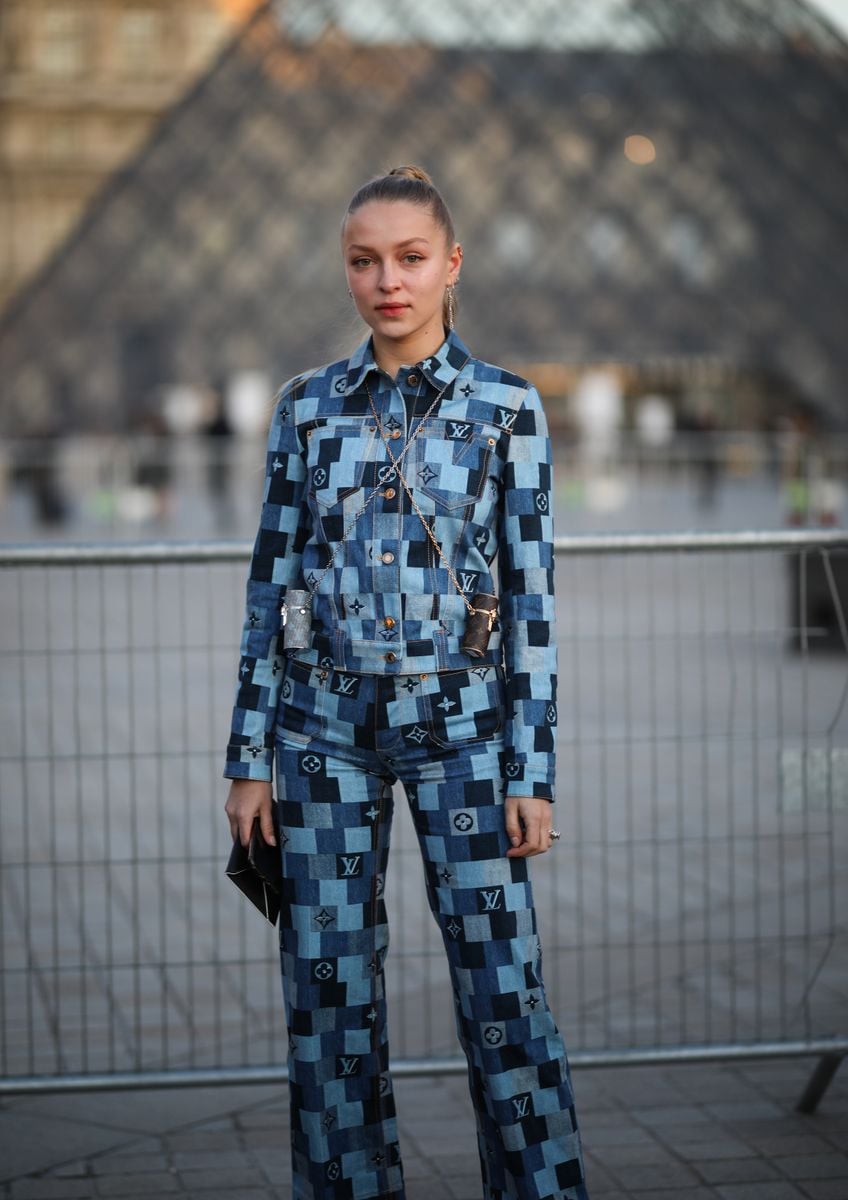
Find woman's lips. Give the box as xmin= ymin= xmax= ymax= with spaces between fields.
xmin=376 ymin=304 xmax=408 ymax=317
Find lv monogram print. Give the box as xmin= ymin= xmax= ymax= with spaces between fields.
xmin=274 ymin=668 xmax=587 ymax=1200
xmin=226 ymin=331 xmax=557 ymax=806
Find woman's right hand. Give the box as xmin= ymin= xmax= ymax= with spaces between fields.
xmin=225 ymin=778 xmax=275 ymax=848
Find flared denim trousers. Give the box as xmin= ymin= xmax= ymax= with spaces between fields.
xmin=274 ymin=655 xmax=588 ymax=1200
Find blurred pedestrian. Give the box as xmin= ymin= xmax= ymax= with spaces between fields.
xmin=223 ymin=165 xmax=589 ymax=1199
xmin=203 ymin=384 xmax=235 ymax=532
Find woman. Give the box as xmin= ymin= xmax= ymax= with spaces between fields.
xmin=224 ymin=166 xmax=589 ymax=1200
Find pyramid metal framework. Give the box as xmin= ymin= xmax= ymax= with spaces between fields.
xmin=0 ymin=0 xmax=846 ymax=434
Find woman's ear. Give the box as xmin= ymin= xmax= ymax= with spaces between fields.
xmin=448 ymin=242 xmax=463 ymax=285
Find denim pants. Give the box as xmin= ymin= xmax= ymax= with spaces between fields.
xmin=275 ymin=656 xmax=588 ymax=1200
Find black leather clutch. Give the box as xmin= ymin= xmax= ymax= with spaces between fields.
xmin=225 ymin=799 xmax=282 ymax=925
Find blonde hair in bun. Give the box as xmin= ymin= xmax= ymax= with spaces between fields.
xmin=387 ymin=164 xmax=434 ymax=185
xmin=344 ymin=164 xmax=456 ymax=250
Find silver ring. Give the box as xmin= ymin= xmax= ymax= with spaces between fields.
xmin=548 ymin=830 xmax=561 ymax=841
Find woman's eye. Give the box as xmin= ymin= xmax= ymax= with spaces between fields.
xmin=404 ymin=253 xmax=424 ymax=263
xmin=351 ymin=257 xmax=371 ymax=268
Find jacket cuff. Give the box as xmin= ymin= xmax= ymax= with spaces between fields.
xmin=223 ymin=741 xmax=274 ymax=782
xmin=504 ymin=778 xmax=554 ymax=802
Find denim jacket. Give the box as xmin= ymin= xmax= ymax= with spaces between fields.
xmin=224 ymin=330 xmax=558 ymax=800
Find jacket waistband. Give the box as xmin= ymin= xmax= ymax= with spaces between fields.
xmin=288 ymin=629 xmax=503 ymax=675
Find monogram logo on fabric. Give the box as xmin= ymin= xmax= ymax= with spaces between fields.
xmin=375 ymin=873 xmax=385 ymax=898
xmin=313 ymin=961 xmax=334 ymax=980
xmin=471 ymin=665 xmax=490 ymax=680
xmin=301 ymin=754 xmax=322 ymax=774
xmin=536 ymin=492 xmax=548 ymax=512
xmin=458 ymin=571 xmax=479 ymax=593
xmin=337 ymin=854 xmax=362 ymax=878
xmin=334 ymin=674 xmax=358 ymax=696
xmin=447 ymin=422 xmax=471 ymax=440
xmin=446 ymin=918 xmax=463 ymax=939
xmin=418 ymin=464 xmax=437 ymax=485
xmin=436 ymin=696 xmax=456 ymax=712
xmin=278 ymin=405 xmax=289 ymax=424
xmin=239 ymin=659 xmax=250 ymax=679
xmin=474 ymin=529 xmax=488 ymax=549
xmin=326 ymin=1160 xmax=341 ymax=1180
xmin=479 ymin=887 xmax=504 ymax=912
xmin=546 ymin=704 xmax=557 ymax=724
xmin=271 ymin=456 xmax=283 ymax=472
xmin=459 ymin=382 xmax=474 ymax=398
xmin=379 ymin=1074 xmax=390 ymax=1095
xmin=248 ymin=610 xmax=260 ymax=628
xmin=453 ymin=812 xmax=474 ymax=832
xmin=511 ymin=1093 xmax=532 ymax=1119
xmin=484 ymin=1026 xmax=503 ymax=1045
xmin=406 ymin=725 xmax=428 ymax=744
xmin=314 ymin=908 xmax=335 ymax=929
xmin=312 ymin=467 xmax=327 ymax=487
xmin=505 ymin=762 xmax=520 ymax=777
xmin=336 ymin=1056 xmax=361 ymax=1077
xmin=497 ymin=408 xmax=517 ymax=431
xmin=385 ymin=414 xmax=402 ymax=433
xmin=377 ymin=464 xmax=397 ymax=484
xmin=282 ymin=679 xmax=292 ymax=699
xmin=334 ymin=377 xmax=346 ymax=394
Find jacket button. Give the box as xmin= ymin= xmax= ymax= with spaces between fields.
xmin=381 ymin=551 xmax=395 ymax=564
xmin=407 ymin=373 xmax=420 ymax=385
xmin=390 ymin=428 xmax=402 ymax=439
xmin=383 ymin=487 xmax=396 ymax=499
xmin=383 ymin=616 xmax=395 ymax=628
xmin=385 ymin=651 xmax=397 ymax=663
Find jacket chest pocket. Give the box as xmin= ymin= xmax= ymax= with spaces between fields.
xmin=307 ymin=423 xmax=376 ymax=512
xmin=414 ymin=421 xmax=495 ymax=511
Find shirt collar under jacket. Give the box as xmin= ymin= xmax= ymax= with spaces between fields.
xmin=343 ymin=328 xmax=473 ymax=396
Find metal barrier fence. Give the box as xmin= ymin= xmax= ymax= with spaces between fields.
xmin=1 ymin=532 xmax=846 ymax=1104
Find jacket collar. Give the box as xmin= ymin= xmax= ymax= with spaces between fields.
xmin=344 ymin=329 xmax=472 ymax=397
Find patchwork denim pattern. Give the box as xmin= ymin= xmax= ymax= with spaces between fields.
xmin=225 ymin=331 xmax=558 ymax=801
xmin=275 ymin=666 xmax=587 ymax=1200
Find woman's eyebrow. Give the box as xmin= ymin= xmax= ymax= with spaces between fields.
xmin=346 ymin=238 xmax=432 ymax=252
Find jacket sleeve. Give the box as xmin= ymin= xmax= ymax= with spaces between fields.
xmin=497 ymin=384 xmax=557 ymax=801
xmin=223 ymin=377 xmax=310 ymax=780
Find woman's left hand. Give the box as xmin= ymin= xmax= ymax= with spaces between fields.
xmin=505 ymin=795 xmax=556 ymax=857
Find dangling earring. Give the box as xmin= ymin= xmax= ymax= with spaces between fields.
xmin=446 ymin=283 xmax=456 ymax=331
xmin=348 ymin=288 xmax=353 ymax=298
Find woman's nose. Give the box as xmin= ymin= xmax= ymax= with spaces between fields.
xmin=378 ymin=265 xmax=400 ymax=290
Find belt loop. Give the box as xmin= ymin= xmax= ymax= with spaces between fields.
xmin=333 ymin=627 xmax=347 ymax=671
xmin=434 ymin=629 xmax=448 ymax=671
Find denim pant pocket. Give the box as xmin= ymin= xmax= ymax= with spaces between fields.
xmin=275 ymin=657 xmax=328 ymax=743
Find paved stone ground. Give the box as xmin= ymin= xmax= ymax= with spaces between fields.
xmin=1 ymin=1058 xmax=846 ymax=1199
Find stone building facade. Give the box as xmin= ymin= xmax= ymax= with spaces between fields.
xmin=0 ymin=0 xmax=263 ymax=311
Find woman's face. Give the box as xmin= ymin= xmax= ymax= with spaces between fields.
xmin=342 ymin=200 xmax=462 ymax=359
